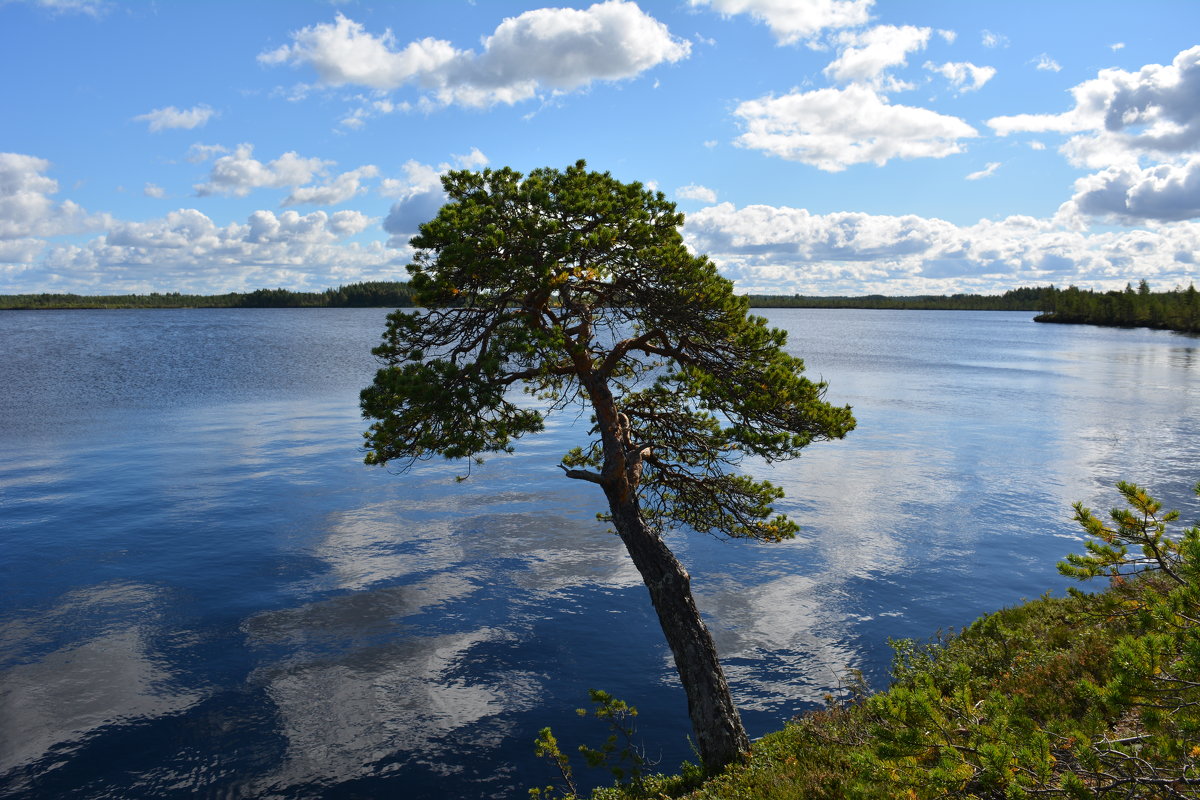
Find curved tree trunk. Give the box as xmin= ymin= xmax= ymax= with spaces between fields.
xmin=574 ymin=372 xmax=750 ymax=772
xmin=603 ymin=484 xmax=750 ymax=772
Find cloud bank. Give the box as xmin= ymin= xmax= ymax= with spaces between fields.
xmin=685 ymin=202 xmax=1200 ymax=294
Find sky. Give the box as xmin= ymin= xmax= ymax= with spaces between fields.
xmin=2 ymin=0 xmax=1199 ymax=297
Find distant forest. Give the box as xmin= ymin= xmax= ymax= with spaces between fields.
xmin=1034 ymin=280 xmax=1200 ymax=333
xmin=3 ymin=280 xmax=1198 ymax=334
xmin=1 ymin=282 xmax=1048 ymax=311
xmin=744 ymin=285 xmax=1049 ymax=311
xmin=0 ymin=281 xmax=416 ymax=310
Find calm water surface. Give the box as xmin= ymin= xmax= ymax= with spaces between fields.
xmin=2 ymin=308 xmax=1198 ymax=798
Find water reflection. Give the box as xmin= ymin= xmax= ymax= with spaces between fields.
xmin=237 ymin=499 xmax=645 ymax=792
xmin=244 ymin=623 xmax=541 ymax=793
xmin=0 ymin=582 xmax=201 ymax=776
xmin=6 ymin=309 xmax=1200 ymax=798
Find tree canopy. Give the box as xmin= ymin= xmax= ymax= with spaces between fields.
xmin=360 ymin=160 xmax=855 ymax=770
xmin=362 ymin=160 xmax=853 ymax=540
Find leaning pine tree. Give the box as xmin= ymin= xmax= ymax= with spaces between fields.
xmin=360 ymin=161 xmax=855 ymax=772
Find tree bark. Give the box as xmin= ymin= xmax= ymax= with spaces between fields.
xmin=576 ymin=372 xmax=749 ymax=772
xmin=602 ymin=483 xmax=751 ymax=772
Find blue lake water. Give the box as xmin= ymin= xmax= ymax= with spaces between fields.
xmin=2 ymin=307 xmax=1198 ymax=799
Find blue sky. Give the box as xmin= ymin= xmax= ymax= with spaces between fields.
xmin=3 ymin=0 xmax=1199 ymax=296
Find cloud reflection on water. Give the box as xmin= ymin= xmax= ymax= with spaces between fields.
xmin=0 ymin=582 xmax=202 ymax=776
xmin=240 ymin=494 xmax=644 ymax=790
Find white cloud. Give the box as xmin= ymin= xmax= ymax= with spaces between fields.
xmin=0 ymin=157 xmax=410 ymax=291
xmin=186 ymin=143 xmax=229 ymax=164
xmin=143 ymin=183 xmax=166 ymax=198
xmin=194 ymin=145 xmax=331 ymax=198
xmin=1111 ymin=42 xmax=1126 ymax=52
xmin=824 ymin=25 xmax=931 ymax=88
xmin=689 ymin=0 xmax=873 ymax=45
xmin=0 ymin=152 xmax=109 ymax=249
xmin=1070 ymin=157 xmax=1200 ymax=222
xmin=733 ymin=84 xmax=978 ymax=171
xmin=1033 ymin=54 xmax=1062 ymax=72
xmin=925 ymin=60 xmax=996 ymax=94
xmin=684 ymin=201 xmax=1200 ymax=294
xmin=381 ymin=151 xmax=491 ymax=245
xmin=261 ymin=2 xmax=690 ymax=110
xmin=965 ymin=162 xmax=1001 ymax=180
xmin=31 ymin=208 xmax=401 ymax=293
xmin=981 ymin=30 xmax=1008 ymax=49
xmin=676 ymin=183 xmax=718 ymax=203
xmin=992 ymin=46 xmax=1200 ymax=166
xmin=27 ymin=0 xmax=107 ymax=16
xmin=282 ymin=165 xmax=379 ymax=207
xmin=134 ymin=105 xmax=216 ymax=132
xmin=453 ymin=147 xmax=489 ymax=170
xmin=989 ymin=46 xmax=1200 ymax=221
xmin=1029 ymin=140 xmax=1046 ymax=151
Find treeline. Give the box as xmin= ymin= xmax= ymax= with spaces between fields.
xmin=747 ymin=285 xmax=1052 ymax=311
xmin=0 ymin=281 xmax=416 ymax=310
xmin=9 ymin=282 xmax=1200 ymax=333
xmin=1035 ymin=281 xmax=1200 ymax=333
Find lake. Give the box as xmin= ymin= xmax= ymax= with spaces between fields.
xmin=2 ymin=307 xmax=1198 ymax=799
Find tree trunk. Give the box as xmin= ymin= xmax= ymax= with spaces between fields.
xmin=603 ymin=484 xmax=751 ymax=773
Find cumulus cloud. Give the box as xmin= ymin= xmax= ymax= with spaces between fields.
xmin=0 ymin=152 xmax=109 ymax=250
xmin=683 ymin=200 xmax=1200 ymax=294
xmin=688 ymin=0 xmax=873 ymax=45
xmin=676 ymin=183 xmax=718 ymax=203
xmin=993 ymin=46 xmax=1200 ymax=166
xmin=282 ymin=165 xmax=379 ymax=207
xmin=925 ymin=60 xmax=996 ymax=94
xmin=966 ymin=162 xmax=1001 ymax=181
xmin=193 ymin=144 xmax=356 ymax=203
xmin=381 ymin=150 xmax=490 ymax=246
xmin=30 ymin=207 xmax=401 ymax=293
xmin=195 ymin=145 xmax=327 ymax=197
xmin=260 ymin=2 xmax=690 ymax=109
xmin=989 ymin=46 xmax=1200 ymax=221
xmin=824 ymin=25 xmax=931 ymax=88
xmin=134 ymin=105 xmax=216 ymax=132
xmin=733 ymin=84 xmax=978 ymax=171
xmin=1070 ymin=157 xmax=1200 ymax=222
xmin=143 ymin=183 xmax=165 ymax=198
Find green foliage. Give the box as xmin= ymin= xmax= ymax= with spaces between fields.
xmin=360 ymin=160 xmax=854 ymax=541
xmin=0 ymin=281 xmax=415 ymax=309
xmin=746 ymin=286 xmax=1053 ymax=311
xmin=1035 ymin=282 xmax=1200 ymax=333
xmin=595 ymin=479 xmax=1200 ymax=799
xmin=530 ymin=690 xmax=661 ymax=800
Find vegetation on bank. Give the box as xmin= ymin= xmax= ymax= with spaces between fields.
xmin=0 ymin=281 xmax=416 ymax=309
xmin=0 ymin=282 xmax=1048 ymax=310
xmin=7 ymin=279 xmax=1199 ymax=336
xmin=745 ymin=286 xmax=1052 ymax=311
xmin=1035 ymin=281 xmax=1200 ymax=333
xmin=537 ymin=480 xmax=1200 ymax=799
